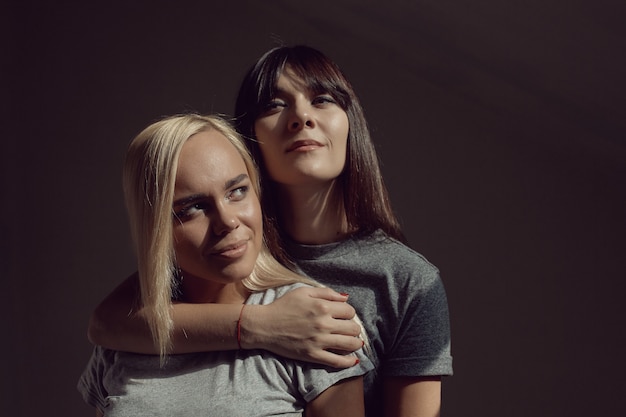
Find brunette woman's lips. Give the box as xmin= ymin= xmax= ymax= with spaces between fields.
xmin=286 ymin=140 xmax=323 ymax=153
xmin=211 ymin=241 xmax=248 ymax=259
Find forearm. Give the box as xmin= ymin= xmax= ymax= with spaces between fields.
xmin=87 ymin=273 xmax=151 ymax=351
xmin=90 ymin=301 xmax=254 ymax=354
xmin=305 ymin=376 xmax=365 ymax=417
xmin=384 ymin=377 xmax=442 ymax=417
xmin=88 ymin=278 xmax=362 ymax=366
xmin=88 ymin=274 xmax=243 ymax=353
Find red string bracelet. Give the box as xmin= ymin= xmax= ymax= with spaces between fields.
xmin=237 ymin=304 xmax=246 ymax=350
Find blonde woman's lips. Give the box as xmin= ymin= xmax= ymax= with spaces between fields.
xmin=212 ymin=241 xmax=248 ymax=259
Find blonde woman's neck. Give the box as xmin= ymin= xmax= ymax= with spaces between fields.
xmin=179 ymin=275 xmax=250 ymax=304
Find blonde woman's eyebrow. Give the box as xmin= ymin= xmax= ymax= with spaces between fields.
xmin=224 ymin=173 xmax=249 ymax=190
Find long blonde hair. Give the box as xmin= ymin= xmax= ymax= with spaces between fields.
xmin=123 ymin=114 xmax=321 ymax=358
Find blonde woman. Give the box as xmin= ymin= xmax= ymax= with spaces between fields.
xmin=78 ymin=114 xmax=372 ymax=417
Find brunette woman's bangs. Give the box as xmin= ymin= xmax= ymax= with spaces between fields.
xmin=253 ymin=56 xmax=283 ymax=112
xmin=284 ymin=50 xmax=352 ymax=109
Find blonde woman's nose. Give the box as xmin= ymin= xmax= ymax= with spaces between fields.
xmin=212 ymin=207 xmax=240 ymax=235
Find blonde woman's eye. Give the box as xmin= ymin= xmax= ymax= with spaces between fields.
xmin=228 ymin=186 xmax=249 ymax=201
xmin=174 ymin=203 xmax=205 ymax=220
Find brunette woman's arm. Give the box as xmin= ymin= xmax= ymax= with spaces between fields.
xmin=305 ymin=376 xmax=365 ymax=417
xmin=88 ymin=273 xmax=363 ymax=367
xmin=384 ymin=376 xmax=442 ymax=417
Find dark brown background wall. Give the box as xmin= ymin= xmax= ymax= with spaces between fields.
xmin=4 ymin=1 xmax=625 ymax=415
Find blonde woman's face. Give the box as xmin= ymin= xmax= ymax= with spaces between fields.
xmin=253 ymin=68 xmax=349 ymax=187
xmin=172 ymin=130 xmax=262 ymax=298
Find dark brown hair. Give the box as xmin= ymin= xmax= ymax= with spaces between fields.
xmin=235 ymin=45 xmax=406 ymax=264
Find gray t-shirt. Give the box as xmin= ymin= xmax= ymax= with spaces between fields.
xmin=284 ymin=230 xmax=453 ymax=416
xmin=78 ymin=283 xmax=373 ymax=416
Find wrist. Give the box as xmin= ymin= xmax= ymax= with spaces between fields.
xmin=238 ymin=304 xmax=265 ymax=350
xmin=236 ymin=304 xmax=246 ymax=350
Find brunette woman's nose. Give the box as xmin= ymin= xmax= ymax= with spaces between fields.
xmin=288 ymin=105 xmax=314 ymax=131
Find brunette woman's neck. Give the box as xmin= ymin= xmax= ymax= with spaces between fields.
xmin=276 ymin=181 xmax=351 ymax=245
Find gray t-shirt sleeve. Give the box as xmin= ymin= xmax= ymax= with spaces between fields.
xmin=293 ymin=346 xmax=373 ymax=402
xmin=382 ymin=265 xmax=452 ymax=376
xmin=77 ymin=346 xmax=109 ymax=412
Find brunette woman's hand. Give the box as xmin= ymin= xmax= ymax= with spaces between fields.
xmin=240 ymin=287 xmax=364 ymax=368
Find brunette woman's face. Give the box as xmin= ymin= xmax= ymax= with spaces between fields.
xmin=172 ymin=130 xmax=262 ymax=287
xmin=253 ymin=68 xmax=350 ymax=186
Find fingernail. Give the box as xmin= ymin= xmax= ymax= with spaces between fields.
xmin=340 ymin=292 xmax=349 ymax=297
xmin=354 ymin=358 xmax=360 ymax=365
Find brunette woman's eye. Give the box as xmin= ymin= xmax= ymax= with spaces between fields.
xmin=312 ymin=95 xmax=336 ymax=105
xmin=262 ymin=99 xmax=286 ymax=112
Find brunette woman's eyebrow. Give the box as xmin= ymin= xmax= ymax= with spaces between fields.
xmin=272 ymin=87 xmax=288 ymax=96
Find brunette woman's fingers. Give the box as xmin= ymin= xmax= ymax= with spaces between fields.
xmin=310 ymin=306 xmax=361 ymax=337
xmin=308 ymin=349 xmax=362 ymax=369
xmin=302 ymin=286 xmax=351 ymax=302
xmin=330 ymin=302 xmax=357 ymax=321
xmin=285 ymin=286 xmax=356 ymax=320
xmin=324 ymin=334 xmax=365 ymax=354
